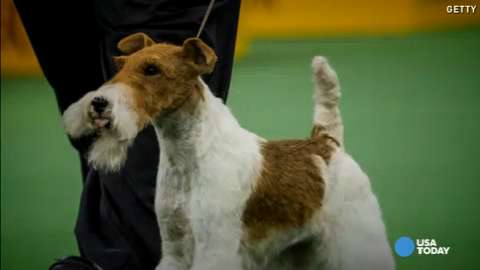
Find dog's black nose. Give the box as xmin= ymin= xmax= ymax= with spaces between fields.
xmin=91 ymin=96 xmax=109 ymax=113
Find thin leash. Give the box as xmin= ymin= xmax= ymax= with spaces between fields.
xmin=196 ymin=0 xmax=216 ymax=38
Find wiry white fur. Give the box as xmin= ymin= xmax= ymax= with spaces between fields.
xmin=87 ymin=134 xmax=132 ymax=172
xmin=154 ymin=80 xmax=263 ymax=270
xmin=152 ymin=63 xmax=394 ymax=269
xmin=64 ymin=56 xmax=394 ymax=270
xmin=310 ymin=152 xmax=395 ymax=270
xmin=154 ymin=58 xmax=393 ymax=270
xmin=304 ymin=57 xmax=394 ymax=270
xmin=62 ymin=83 xmax=139 ymax=171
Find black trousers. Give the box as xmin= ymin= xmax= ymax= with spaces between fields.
xmin=14 ymin=1 xmax=241 ymax=269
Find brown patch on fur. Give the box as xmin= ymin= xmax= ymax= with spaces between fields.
xmin=311 ymin=125 xmax=340 ymax=147
xmin=108 ymin=33 xmax=217 ymax=129
xmin=242 ymin=133 xmax=337 ymax=243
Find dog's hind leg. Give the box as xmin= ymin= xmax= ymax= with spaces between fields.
xmin=262 ymin=237 xmax=322 ymax=270
xmin=310 ymin=56 xmax=344 ymax=148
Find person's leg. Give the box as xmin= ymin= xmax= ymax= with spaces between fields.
xmin=13 ymin=1 xmax=104 ymax=113
xmin=14 ymin=0 xmax=104 ymax=176
xmin=14 ymin=1 xmax=149 ymax=268
xmin=201 ymin=0 xmax=242 ymax=101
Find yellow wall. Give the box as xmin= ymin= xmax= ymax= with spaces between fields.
xmin=236 ymin=0 xmax=480 ymax=56
xmin=1 ymin=0 xmax=41 ymax=75
xmin=2 ymin=0 xmax=479 ymax=75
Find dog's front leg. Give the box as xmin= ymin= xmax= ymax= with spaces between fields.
xmin=156 ymin=211 xmax=195 ymax=270
xmin=189 ymin=220 xmax=244 ymax=270
xmin=191 ymin=244 xmax=244 ymax=270
xmin=155 ymin=174 xmax=195 ymax=270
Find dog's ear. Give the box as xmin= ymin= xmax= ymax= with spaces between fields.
xmin=117 ymin=32 xmax=155 ymax=55
xmin=182 ymin=38 xmax=217 ymax=75
xmin=113 ymin=56 xmax=128 ymax=70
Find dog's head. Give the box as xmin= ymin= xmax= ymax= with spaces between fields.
xmin=62 ymin=32 xmax=217 ymax=171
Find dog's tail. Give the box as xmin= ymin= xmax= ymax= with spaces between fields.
xmin=310 ymin=56 xmax=344 ymax=148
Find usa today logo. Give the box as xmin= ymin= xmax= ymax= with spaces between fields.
xmin=394 ymin=236 xmax=451 ymax=257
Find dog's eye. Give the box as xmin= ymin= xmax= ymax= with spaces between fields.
xmin=143 ymin=64 xmax=160 ymax=76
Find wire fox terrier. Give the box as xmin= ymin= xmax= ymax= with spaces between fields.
xmin=63 ymin=33 xmax=395 ymax=270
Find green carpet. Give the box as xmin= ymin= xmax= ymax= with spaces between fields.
xmin=2 ymin=27 xmax=480 ymax=269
